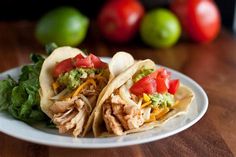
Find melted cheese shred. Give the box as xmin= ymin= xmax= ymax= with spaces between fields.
xmin=141 ymin=101 xmax=152 ymax=108
xmin=141 ymin=94 xmax=180 ymax=123
xmin=52 ymin=81 xmax=60 ymax=92
xmin=72 ymin=79 xmax=97 ymax=97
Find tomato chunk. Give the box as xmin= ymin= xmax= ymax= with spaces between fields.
xmin=53 ymin=53 xmax=107 ymax=78
xmin=156 ymin=76 xmax=168 ymax=93
xmin=74 ymin=55 xmax=93 ymax=68
xmin=89 ymin=54 xmax=108 ymax=68
xmin=168 ymin=79 xmax=180 ymax=94
xmin=130 ymin=76 xmax=156 ymax=96
xmin=53 ymin=58 xmax=74 ymax=77
xmin=130 ymin=68 xmax=179 ymax=95
xmin=74 ymin=54 xmax=85 ymax=60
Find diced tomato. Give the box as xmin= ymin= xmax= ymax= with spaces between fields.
xmin=130 ymin=68 xmax=180 ymax=95
xmin=130 ymin=76 xmax=156 ymax=96
xmin=89 ymin=54 xmax=108 ymax=68
xmin=53 ymin=53 xmax=107 ymax=78
xmin=148 ymin=68 xmax=170 ymax=93
xmin=53 ymin=58 xmax=74 ymax=77
xmin=148 ymin=70 xmax=158 ymax=79
xmin=148 ymin=68 xmax=170 ymax=79
xmin=74 ymin=55 xmax=93 ymax=68
xmin=168 ymin=79 xmax=180 ymax=94
xmin=157 ymin=68 xmax=170 ymax=79
xmin=156 ymin=75 xmax=168 ymax=93
xmin=74 ymin=54 xmax=85 ymax=61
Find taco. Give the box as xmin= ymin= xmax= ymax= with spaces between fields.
xmin=93 ymin=59 xmax=194 ymax=136
xmin=39 ymin=46 xmax=134 ymax=137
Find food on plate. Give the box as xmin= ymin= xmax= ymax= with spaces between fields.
xmin=140 ymin=9 xmax=181 ymax=48
xmin=93 ymin=59 xmax=194 ymax=136
xmin=39 ymin=46 xmax=134 ymax=137
xmin=0 ymin=46 xmax=195 ymax=138
xmin=36 ymin=7 xmax=89 ymax=46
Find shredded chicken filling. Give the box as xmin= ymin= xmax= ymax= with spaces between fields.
xmin=50 ymin=74 xmax=108 ymax=137
xmin=102 ymin=87 xmax=174 ymax=135
xmin=102 ymin=92 xmax=145 ymax=135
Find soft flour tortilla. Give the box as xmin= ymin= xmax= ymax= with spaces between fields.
xmin=39 ymin=47 xmax=134 ymax=135
xmin=82 ymin=52 xmax=134 ymax=135
xmin=124 ymin=85 xmax=194 ymax=135
xmin=39 ymin=46 xmax=86 ymax=118
xmin=92 ymin=59 xmax=194 ymax=137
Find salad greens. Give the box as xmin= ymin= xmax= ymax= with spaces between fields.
xmin=0 ymin=54 xmax=46 ymax=123
xmin=0 ymin=43 xmax=58 ymax=124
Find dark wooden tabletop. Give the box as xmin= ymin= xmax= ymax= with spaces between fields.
xmin=0 ymin=21 xmax=235 ymax=157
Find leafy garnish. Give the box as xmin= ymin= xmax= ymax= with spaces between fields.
xmin=0 ymin=76 xmax=17 ymax=111
xmin=0 ymin=54 xmax=47 ymax=123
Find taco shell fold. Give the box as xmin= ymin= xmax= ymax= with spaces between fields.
xmin=92 ymin=59 xmax=194 ymax=137
xmin=39 ymin=47 xmax=134 ymax=136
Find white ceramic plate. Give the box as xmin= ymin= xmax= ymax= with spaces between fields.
xmin=0 ymin=58 xmax=208 ymax=148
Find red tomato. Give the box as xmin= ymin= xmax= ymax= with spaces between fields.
xmin=98 ymin=0 xmax=144 ymax=43
xmin=53 ymin=54 xmax=107 ymax=77
xmin=157 ymin=68 xmax=170 ymax=79
xmin=89 ymin=54 xmax=108 ymax=68
xmin=130 ymin=76 xmax=156 ymax=96
xmin=168 ymin=79 xmax=180 ymax=94
xmin=53 ymin=58 xmax=74 ymax=77
xmin=130 ymin=68 xmax=180 ymax=95
xmin=170 ymin=0 xmax=221 ymax=43
xmin=74 ymin=54 xmax=85 ymax=60
xmin=148 ymin=68 xmax=169 ymax=79
xmin=74 ymin=56 xmax=93 ymax=68
xmin=156 ymin=76 xmax=168 ymax=93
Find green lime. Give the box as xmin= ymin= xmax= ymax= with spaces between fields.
xmin=140 ymin=9 xmax=181 ymax=48
xmin=36 ymin=7 xmax=89 ymax=46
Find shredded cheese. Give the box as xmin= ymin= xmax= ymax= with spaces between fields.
xmin=172 ymin=100 xmax=180 ymax=108
xmin=145 ymin=114 xmax=156 ymax=123
xmin=143 ymin=93 xmax=150 ymax=102
xmin=145 ymin=106 xmax=170 ymax=123
xmin=141 ymin=101 xmax=152 ymax=108
xmin=155 ymin=107 xmax=170 ymax=120
xmin=72 ymin=79 xmax=97 ymax=97
xmin=52 ymin=81 xmax=60 ymax=91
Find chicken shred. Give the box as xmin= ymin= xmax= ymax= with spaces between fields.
xmin=102 ymin=93 xmax=145 ymax=135
xmin=51 ymin=96 xmax=90 ymax=137
xmin=103 ymin=103 xmax=123 ymax=135
xmin=50 ymin=96 xmax=78 ymax=113
xmin=50 ymin=74 xmax=108 ymax=137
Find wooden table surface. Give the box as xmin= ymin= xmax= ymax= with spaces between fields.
xmin=0 ymin=21 xmax=235 ymax=157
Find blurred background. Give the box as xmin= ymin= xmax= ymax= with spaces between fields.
xmin=0 ymin=0 xmax=235 ymax=31
xmin=0 ymin=0 xmax=235 ymax=52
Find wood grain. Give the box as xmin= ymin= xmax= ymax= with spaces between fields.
xmin=0 ymin=21 xmax=235 ymax=157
